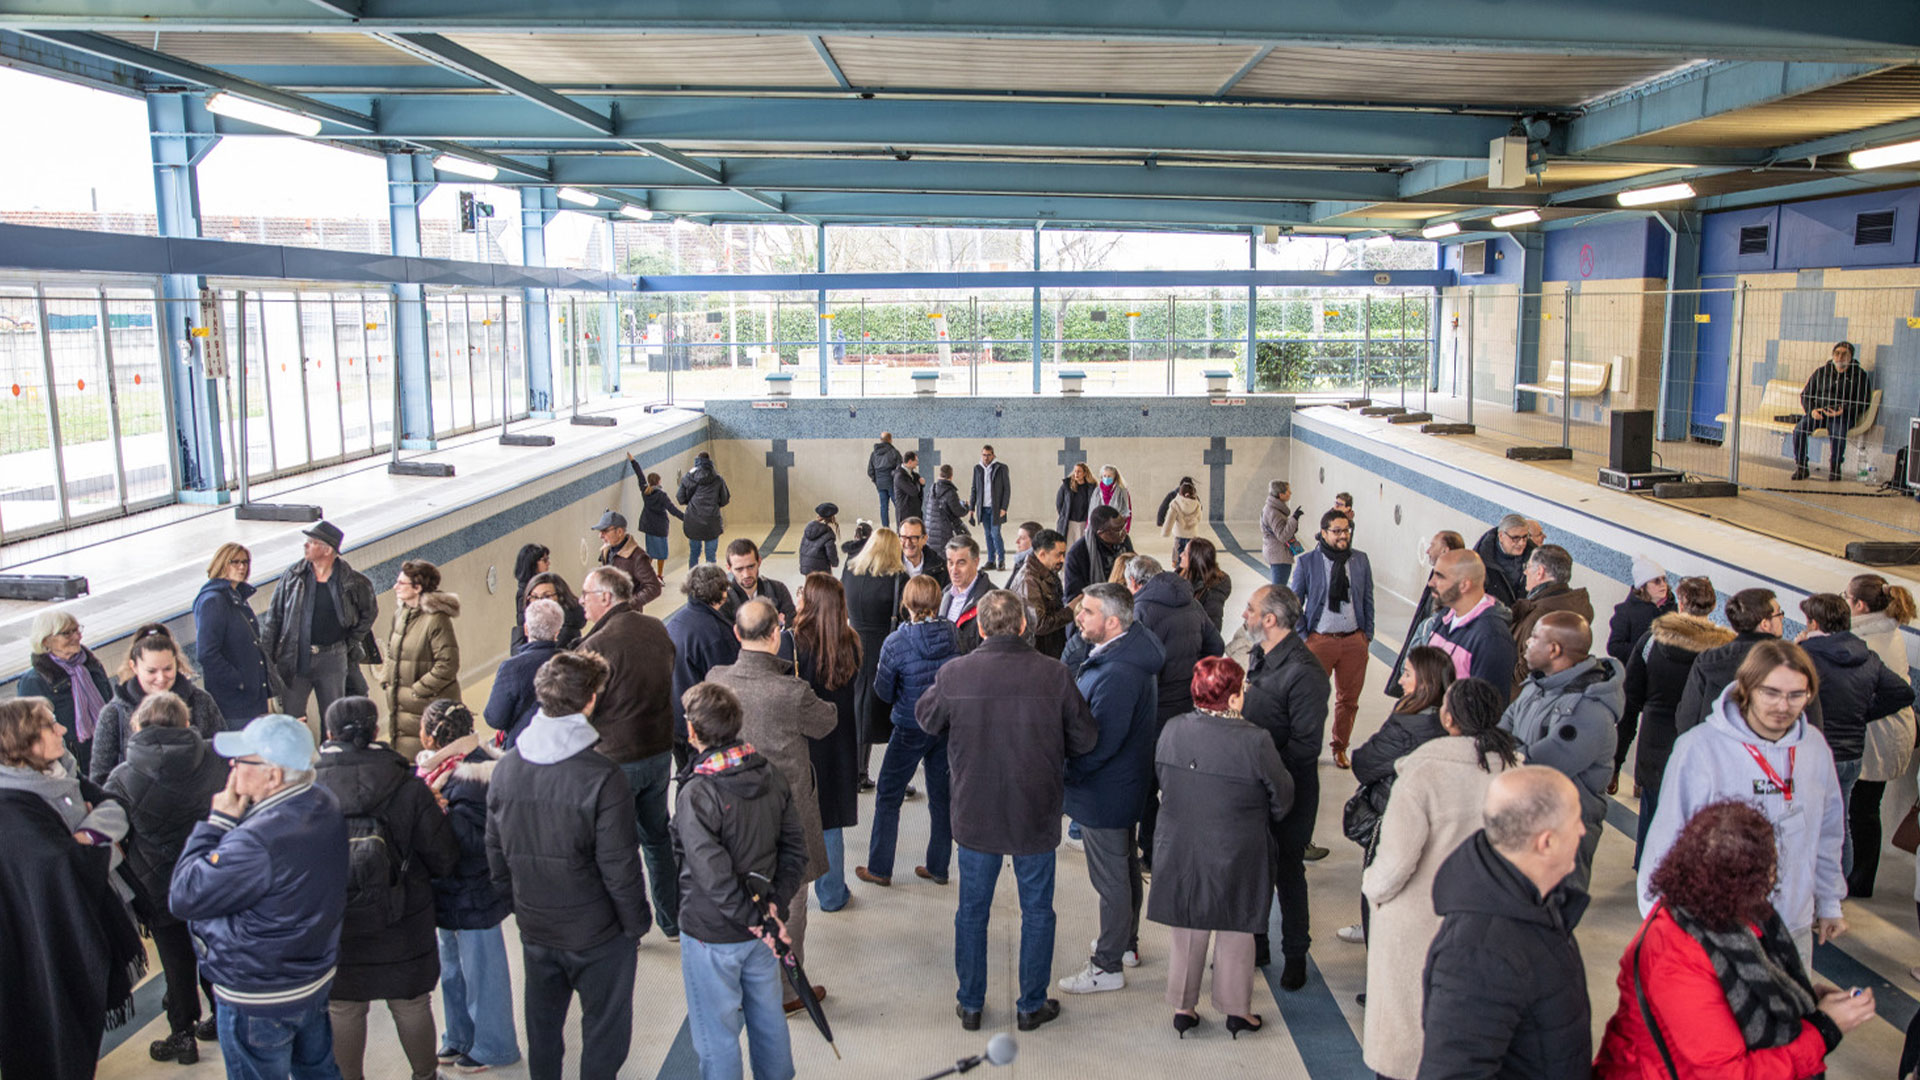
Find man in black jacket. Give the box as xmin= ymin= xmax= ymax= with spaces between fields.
xmin=1796 ymin=592 xmax=1914 ymax=878
xmin=1240 ymin=584 xmax=1330 ymax=990
xmin=1471 ymin=514 xmax=1535 ymax=609
xmin=940 ymin=536 xmax=996 ymax=655
xmin=919 ymin=590 xmax=1098 ymax=1033
xmin=719 ymin=539 xmax=797 ymax=624
xmin=487 ymin=651 xmax=653 ymax=1080
xmin=1064 ymin=506 xmax=1135 ymax=602
xmin=674 ymin=682 xmax=808 ymax=1080
xmin=1419 ymin=766 xmax=1590 ymax=1080
xmin=898 ymin=515 xmax=948 ymax=588
xmin=259 ymin=520 xmax=378 ymax=733
xmin=665 ymin=565 xmax=740 ymax=771
xmin=868 ymin=432 xmax=903 ymax=527
xmin=894 ymin=453 xmax=926 ymax=529
xmin=969 ymin=444 xmax=1013 ymax=570
xmin=1791 ymin=341 xmax=1872 ymax=482
xmin=1675 ymin=588 xmax=1824 ymax=735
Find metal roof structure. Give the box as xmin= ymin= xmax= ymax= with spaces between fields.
xmin=3 ymin=1 xmax=1920 ymax=234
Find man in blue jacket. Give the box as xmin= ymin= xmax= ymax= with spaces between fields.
xmin=1059 ymin=583 xmax=1165 ymax=995
xmin=170 ymin=713 xmax=348 ymax=1080
xmin=1291 ymin=509 xmax=1374 ymax=769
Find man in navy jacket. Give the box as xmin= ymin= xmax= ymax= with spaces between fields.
xmin=1290 ymin=509 xmax=1375 ymax=769
xmin=171 ymin=714 xmax=348 ymax=1078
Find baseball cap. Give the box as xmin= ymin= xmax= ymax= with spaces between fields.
xmin=213 ymin=714 xmax=318 ymax=772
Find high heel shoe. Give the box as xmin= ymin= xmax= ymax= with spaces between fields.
xmin=1173 ymin=1012 xmax=1201 ymax=1038
xmin=1226 ymin=1014 xmax=1264 ymax=1039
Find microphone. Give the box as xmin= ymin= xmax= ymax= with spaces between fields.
xmin=984 ymin=1033 xmax=1017 ymax=1066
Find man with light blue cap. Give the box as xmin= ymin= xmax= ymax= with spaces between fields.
xmin=171 ymin=714 xmax=350 ymax=1080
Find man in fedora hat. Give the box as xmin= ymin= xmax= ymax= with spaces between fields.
xmin=260 ymin=519 xmax=378 ymax=736
xmin=595 ymin=509 xmax=663 ymax=611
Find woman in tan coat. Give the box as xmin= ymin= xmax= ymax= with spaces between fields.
xmin=1360 ymin=676 xmax=1519 ymax=1080
xmin=380 ymin=559 xmax=462 ymax=761
xmin=1160 ymin=479 xmax=1203 ymax=566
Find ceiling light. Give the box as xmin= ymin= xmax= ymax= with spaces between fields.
xmin=1490 ymin=209 xmax=1541 ymax=228
xmin=205 ymin=91 xmax=322 ymax=136
xmin=1362 ymin=235 xmax=1394 ymax=248
xmin=433 ymin=154 xmax=498 ymax=181
xmin=619 ymin=205 xmax=655 ymax=220
xmin=1617 ymin=182 xmax=1695 ymax=207
xmin=1421 ymin=221 xmax=1461 ymax=239
xmin=1849 ymin=139 xmax=1920 ymax=170
xmin=557 ymin=187 xmax=599 ymax=207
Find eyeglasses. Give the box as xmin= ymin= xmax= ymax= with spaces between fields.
xmin=529 ymin=590 xmax=557 ymax=601
xmin=583 ymin=588 xmax=611 ymax=598
xmin=1767 ymin=609 xmax=1785 ymax=620
xmin=1753 ymin=687 xmax=1812 ymax=706
xmin=1326 ymin=526 xmax=1352 ymax=536
xmin=231 ymin=758 xmax=272 ymax=770
xmin=395 ymin=578 xmax=414 ymax=587
xmin=901 ymin=533 xmax=924 ymax=541
xmin=1502 ymin=532 xmax=1529 ymax=543
xmin=231 ymin=558 xmax=251 ymax=567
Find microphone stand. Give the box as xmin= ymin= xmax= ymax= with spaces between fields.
xmin=912 ymin=1055 xmax=990 ymax=1080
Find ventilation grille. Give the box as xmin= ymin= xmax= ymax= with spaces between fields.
xmin=1737 ymin=224 xmax=1770 ymax=255
xmin=1460 ymin=240 xmax=1489 ymax=275
xmin=1856 ymin=209 xmax=1896 ymax=246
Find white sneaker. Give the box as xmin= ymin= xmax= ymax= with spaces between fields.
xmin=1336 ymin=924 xmax=1366 ymax=945
xmin=1092 ymin=939 xmax=1140 ymax=968
xmin=1057 ymin=962 xmax=1125 ymax=994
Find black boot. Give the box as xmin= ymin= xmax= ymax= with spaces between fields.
xmin=1791 ymin=464 xmax=1810 ymax=481
xmin=150 ymin=1030 xmax=199 ymax=1065
xmin=1280 ymin=955 xmax=1308 ymax=991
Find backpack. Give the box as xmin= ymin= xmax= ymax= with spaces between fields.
xmin=344 ymin=806 xmax=408 ymax=925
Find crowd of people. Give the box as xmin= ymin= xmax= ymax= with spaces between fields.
xmin=4 ymin=437 xmax=1918 ymax=1080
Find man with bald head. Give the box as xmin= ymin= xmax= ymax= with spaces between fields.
xmin=1417 ymin=766 xmax=1591 ymax=1080
xmin=1499 ymin=610 xmax=1622 ymax=889
xmin=1425 ymin=550 xmax=1517 ymax=691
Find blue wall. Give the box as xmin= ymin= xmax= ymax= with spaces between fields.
xmin=1703 ymin=186 xmax=1920 ymax=273
xmin=1543 ymin=217 xmax=1669 ymax=282
xmin=1442 ymin=232 xmax=1527 ymax=286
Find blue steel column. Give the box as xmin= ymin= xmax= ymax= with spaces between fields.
xmin=1245 ymin=228 xmax=1258 ymax=392
xmin=1654 ymin=211 xmax=1703 ymax=441
xmin=1512 ymin=231 xmax=1546 ymax=415
xmin=520 ymin=187 xmax=557 ymax=416
xmin=148 ymin=93 xmax=225 ymax=501
xmin=1031 ymin=223 xmax=1043 ymax=394
xmin=816 ymin=222 xmax=829 ymax=396
xmin=601 ymin=217 xmax=621 ymax=394
xmin=386 ymin=152 xmax=438 ymax=448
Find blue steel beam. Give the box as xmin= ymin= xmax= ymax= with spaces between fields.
xmin=149 ymin=91 xmax=227 ymax=499
xmin=642 ymin=190 xmax=1315 ymax=226
xmin=808 ymin=35 xmax=850 ymax=89
xmin=1688 ymin=170 xmax=1920 ymax=210
xmin=1 ymin=1 xmax=1917 ymax=60
xmin=635 ymin=269 xmax=1456 ymax=293
xmin=0 ymin=28 xmax=151 ymax=91
xmin=387 ymin=150 xmax=438 ymax=446
xmin=1567 ymin=60 xmax=1892 ymax=155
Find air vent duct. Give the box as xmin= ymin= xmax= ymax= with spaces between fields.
xmin=1737 ymin=224 xmax=1770 ymax=255
xmin=1856 ymin=209 xmax=1896 ymax=246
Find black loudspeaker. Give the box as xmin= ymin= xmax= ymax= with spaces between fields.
xmin=1611 ymin=410 xmax=1654 ymax=473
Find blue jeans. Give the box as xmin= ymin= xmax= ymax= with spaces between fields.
xmin=217 ymin=998 xmax=343 ymax=1080
xmin=955 ymin=846 xmax=1057 ymax=1014
xmin=689 ymin=537 xmax=719 ymax=568
xmin=814 ymin=828 xmax=849 ymax=911
xmin=620 ymin=753 xmax=681 ymax=936
xmin=1269 ymin=563 xmax=1287 ymax=585
xmin=876 ymin=484 xmax=893 ymax=528
xmin=1836 ymin=757 xmax=1863 ymax=877
xmin=437 ymin=926 xmax=521 ymax=1066
xmin=866 ymin=726 xmax=951 ymax=880
xmin=982 ymin=516 xmax=1005 ymax=564
xmin=681 ymin=936 xmax=794 ymax=1080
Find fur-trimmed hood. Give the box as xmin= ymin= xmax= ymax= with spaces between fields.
xmin=417 ymin=590 xmax=461 ymax=617
xmin=1649 ymin=611 xmax=1733 ymax=654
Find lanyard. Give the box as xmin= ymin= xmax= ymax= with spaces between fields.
xmin=1743 ymin=743 xmax=1796 ymax=804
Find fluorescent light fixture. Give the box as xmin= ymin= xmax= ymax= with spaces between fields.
xmin=619 ymin=204 xmax=655 ymax=220
xmin=1849 ymin=138 xmax=1920 ymax=170
xmin=433 ymin=154 xmax=498 ymax=181
xmin=1362 ymin=234 xmax=1394 ymax=248
xmin=1617 ymin=182 xmax=1695 ymax=207
xmin=205 ymin=91 xmax=322 ymax=136
xmin=1490 ymin=209 xmax=1541 ymax=228
xmin=1421 ymin=221 xmax=1462 ymax=239
xmin=557 ymin=187 xmax=599 ymax=207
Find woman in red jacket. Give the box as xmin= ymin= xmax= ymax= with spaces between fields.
xmin=1595 ymin=800 xmax=1875 ymax=1079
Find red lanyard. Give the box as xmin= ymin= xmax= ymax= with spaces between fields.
xmin=1743 ymin=744 xmax=1796 ymax=804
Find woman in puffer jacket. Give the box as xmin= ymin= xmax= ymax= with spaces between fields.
xmin=380 ymin=560 xmax=462 ymax=761
xmin=925 ymin=464 xmax=970 ymax=556
xmin=857 ymin=574 xmax=960 ymax=887
xmin=798 ymin=502 xmax=841 ymax=576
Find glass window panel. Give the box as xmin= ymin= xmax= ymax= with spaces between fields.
xmin=0 ymin=285 xmax=63 ymax=534
xmin=43 ymin=286 xmax=121 ymax=514
xmin=105 ymin=287 xmax=172 ymax=504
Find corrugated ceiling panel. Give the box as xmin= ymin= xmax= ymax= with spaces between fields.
xmin=1234 ymin=48 xmax=1688 ymax=106
xmin=447 ymin=33 xmax=837 ymax=87
xmin=1622 ymin=66 xmax=1920 ymax=148
xmin=822 ymin=37 xmax=1257 ymax=95
xmin=1324 ymin=202 xmax=1478 ymax=221
xmin=107 ymin=31 xmax=425 ymax=66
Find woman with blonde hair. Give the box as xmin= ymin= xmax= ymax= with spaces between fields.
xmin=1845 ymin=572 xmax=1917 ymax=897
xmin=89 ymin=624 xmax=225 ymax=785
xmin=380 ymin=559 xmax=463 ymax=761
xmin=16 ymin=608 xmax=114 ymax=776
xmin=1056 ymin=462 xmax=1096 ymax=546
xmin=194 ymin=542 xmax=274 ymax=725
xmin=1096 ymin=464 xmax=1133 ymax=533
xmin=844 ymin=527 xmax=912 ymax=797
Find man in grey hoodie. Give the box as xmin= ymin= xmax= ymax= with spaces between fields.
xmin=487 ymin=651 xmax=653 ymax=1080
xmin=1638 ymin=640 xmax=1847 ymax=972
xmin=1500 ymin=611 xmax=1621 ymax=890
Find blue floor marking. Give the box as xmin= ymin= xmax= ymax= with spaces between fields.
xmin=1262 ymin=903 xmax=1373 ymax=1079
xmin=653 ymin=1015 xmax=700 ymax=1080
xmin=98 ymin=968 xmax=171 ymax=1058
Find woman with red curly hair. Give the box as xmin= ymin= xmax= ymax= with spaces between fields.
xmin=1595 ymin=800 xmax=1875 ymax=1078
xmin=1145 ymin=657 xmax=1293 ymax=1041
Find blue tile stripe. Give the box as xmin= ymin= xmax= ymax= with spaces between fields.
xmin=653 ymin=1015 xmax=700 ymax=1080
xmin=1261 ymin=910 xmax=1372 ymax=1079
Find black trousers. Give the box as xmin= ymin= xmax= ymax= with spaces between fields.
xmin=522 ymin=935 xmax=636 ymax=1080
xmin=150 ymin=920 xmax=212 ymax=1035
xmin=1848 ymin=779 xmax=1888 ymax=895
xmin=1272 ymin=768 xmax=1319 ymax=959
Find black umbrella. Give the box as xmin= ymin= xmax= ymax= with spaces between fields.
xmin=746 ymin=872 xmax=839 ymax=1060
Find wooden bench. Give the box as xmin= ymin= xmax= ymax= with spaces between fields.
xmin=1515 ymin=358 xmax=1612 ymax=398
xmin=1715 ymin=379 xmax=1881 ymax=437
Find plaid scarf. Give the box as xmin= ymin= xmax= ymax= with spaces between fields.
xmin=693 ymin=742 xmax=758 ymax=776
xmin=1668 ymin=903 xmax=1817 ymax=1050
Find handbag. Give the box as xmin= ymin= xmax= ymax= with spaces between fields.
xmin=1341 ymin=776 xmax=1392 ymax=848
xmin=1894 ymin=802 xmax=1920 ymax=855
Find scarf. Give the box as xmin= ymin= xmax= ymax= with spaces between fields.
xmin=1318 ymin=539 xmax=1353 ymax=612
xmin=1098 ymin=479 xmax=1116 ymax=503
xmin=51 ymin=652 xmax=106 ymax=742
xmin=1668 ymin=904 xmax=1817 ymax=1050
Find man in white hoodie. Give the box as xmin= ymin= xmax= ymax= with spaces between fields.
xmin=1638 ymin=639 xmax=1847 ymax=972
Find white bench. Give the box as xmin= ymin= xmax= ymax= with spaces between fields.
xmin=1716 ymin=379 xmax=1881 ymax=437
xmin=911 ymin=371 xmax=940 ymax=395
xmin=1515 ymin=358 xmax=1612 ymax=398
xmin=763 ymin=372 xmax=793 ymax=397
